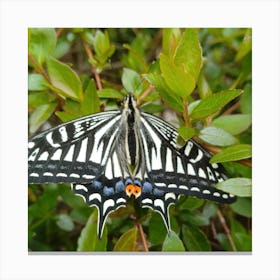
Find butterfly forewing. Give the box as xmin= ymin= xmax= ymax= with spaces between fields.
xmin=28 ymin=111 xmax=121 ymax=183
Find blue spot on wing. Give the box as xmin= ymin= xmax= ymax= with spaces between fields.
xmin=92 ymin=180 xmax=102 ymax=189
xmin=142 ymin=182 xmax=153 ymax=193
xmin=115 ymin=180 xmax=125 ymax=192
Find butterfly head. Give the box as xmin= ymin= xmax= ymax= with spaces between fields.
xmin=123 ymin=94 xmax=137 ymax=111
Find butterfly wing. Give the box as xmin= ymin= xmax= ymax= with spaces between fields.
xmin=135 ymin=112 xmax=236 ymax=230
xmin=28 ymin=110 xmax=129 ymax=238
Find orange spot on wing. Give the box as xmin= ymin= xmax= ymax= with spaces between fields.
xmin=125 ymin=184 xmax=142 ymax=198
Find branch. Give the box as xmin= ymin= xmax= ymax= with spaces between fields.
xmin=183 ymin=100 xmax=191 ymax=127
xmin=28 ymin=53 xmax=51 ymax=84
xmin=137 ymin=223 xmax=149 ymax=252
xmin=217 ymin=209 xmax=237 ymax=251
xmin=82 ymin=40 xmax=103 ymax=90
xmin=222 ymin=101 xmax=241 ymax=115
xmin=137 ymin=85 xmax=155 ymax=106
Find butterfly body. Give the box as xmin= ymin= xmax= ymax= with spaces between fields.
xmin=28 ymin=94 xmax=236 ymax=238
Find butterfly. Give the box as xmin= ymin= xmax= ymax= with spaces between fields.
xmin=28 ymin=94 xmax=236 ymax=238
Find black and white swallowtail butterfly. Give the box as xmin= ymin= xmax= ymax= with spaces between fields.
xmin=28 ymin=94 xmax=236 ymax=238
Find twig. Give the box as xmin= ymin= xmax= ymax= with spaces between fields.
xmin=137 ymin=223 xmax=149 ymax=252
xmin=137 ymin=85 xmax=155 ymax=106
xmin=28 ymin=53 xmax=51 ymax=84
xmin=82 ymin=40 xmax=103 ymax=90
xmin=222 ymin=101 xmax=241 ymax=115
xmin=183 ymin=100 xmax=191 ymax=127
xmin=217 ymin=209 xmax=237 ymax=251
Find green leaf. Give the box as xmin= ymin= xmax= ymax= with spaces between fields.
xmin=199 ymin=126 xmax=238 ymax=146
xmin=160 ymin=53 xmax=195 ymax=99
xmin=93 ymin=30 xmax=115 ymax=64
xmin=240 ymin=83 xmax=252 ymax=114
xmin=182 ymin=224 xmax=211 ymax=251
xmin=178 ymin=126 xmax=196 ymax=141
xmin=230 ymin=197 xmax=252 ymax=217
xmin=216 ymin=178 xmax=252 ymax=197
xmin=174 ymin=28 xmax=202 ymax=82
xmin=202 ymin=201 xmax=218 ymax=219
xmin=162 ymin=231 xmax=185 ymax=252
xmin=235 ymin=28 xmax=252 ymax=62
xmin=56 ymin=214 xmax=74 ymax=232
xmin=190 ymin=89 xmax=243 ymax=119
xmin=97 ymin=88 xmax=124 ymax=99
xmin=122 ymin=68 xmax=142 ymax=94
xmin=179 ymin=210 xmax=210 ymax=226
xmin=178 ymin=197 xmax=204 ymax=211
xmin=28 ymin=28 xmax=57 ymax=65
xmin=211 ymin=114 xmax=251 ymax=135
xmin=28 ymin=92 xmax=55 ymax=108
xmin=162 ymin=28 xmax=181 ymax=56
xmin=29 ymin=102 xmax=57 ymax=134
xmin=81 ymin=79 xmax=99 ymax=114
xmin=46 ymin=56 xmax=83 ymax=101
xmin=113 ymin=227 xmax=138 ymax=251
xmin=197 ymin=72 xmax=212 ymax=99
xmin=77 ymin=209 xmax=107 ymax=251
xmin=143 ymin=73 xmax=183 ymax=111
xmin=210 ymin=144 xmax=252 ymax=163
xmin=28 ymin=74 xmax=48 ymax=91
xmin=230 ymin=219 xmax=252 ymax=251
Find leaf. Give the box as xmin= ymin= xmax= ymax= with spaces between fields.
xmin=113 ymin=227 xmax=138 ymax=251
xmin=216 ymin=178 xmax=252 ymax=197
xmin=121 ymin=68 xmax=142 ymax=94
xmin=28 ymin=74 xmax=48 ymax=91
xmin=210 ymin=144 xmax=252 ymax=163
xmin=199 ymin=126 xmax=238 ymax=146
xmin=77 ymin=209 xmax=107 ymax=251
xmin=190 ymin=89 xmax=243 ymax=119
xmin=143 ymin=73 xmax=183 ymax=111
xmin=46 ymin=56 xmax=83 ymax=101
xmin=174 ymin=28 xmax=202 ymax=82
xmin=93 ymin=30 xmax=115 ymax=64
xmin=182 ymin=224 xmax=211 ymax=251
xmin=160 ymin=53 xmax=195 ymax=99
xmin=230 ymin=219 xmax=252 ymax=251
xmin=235 ymin=28 xmax=252 ymax=62
xmin=240 ymin=83 xmax=252 ymax=114
xmin=162 ymin=28 xmax=181 ymax=56
xmin=162 ymin=231 xmax=185 ymax=252
xmin=178 ymin=197 xmax=204 ymax=211
xmin=230 ymin=197 xmax=252 ymax=217
xmin=197 ymin=72 xmax=212 ymax=99
xmin=56 ymin=214 xmax=74 ymax=232
xmin=28 ymin=28 xmax=57 ymax=65
xmin=29 ymin=102 xmax=57 ymax=134
xmin=81 ymin=79 xmax=99 ymax=114
xmin=178 ymin=126 xmax=196 ymax=141
xmin=211 ymin=114 xmax=251 ymax=135
xmin=28 ymin=92 xmax=55 ymax=108
xmin=97 ymin=88 xmax=124 ymax=99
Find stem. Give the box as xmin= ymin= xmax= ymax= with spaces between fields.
xmin=137 ymin=223 xmax=149 ymax=252
xmin=28 ymin=53 xmax=51 ymax=84
xmin=217 ymin=209 xmax=237 ymax=251
xmin=183 ymin=100 xmax=191 ymax=127
xmin=137 ymin=85 xmax=155 ymax=106
xmin=82 ymin=40 xmax=103 ymax=90
xmin=222 ymin=101 xmax=241 ymax=115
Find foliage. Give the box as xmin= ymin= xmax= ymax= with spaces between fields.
xmin=28 ymin=28 xmax=252 ymax=252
